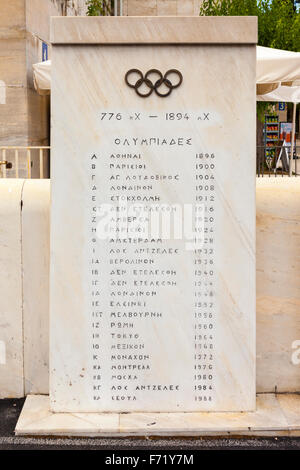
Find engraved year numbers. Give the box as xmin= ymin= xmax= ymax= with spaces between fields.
xmin=100 ymin=112 xmax=122 ymax=120
xmin=165 ymin=112 xmax=190 ymax=121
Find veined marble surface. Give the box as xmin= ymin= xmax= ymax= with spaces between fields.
xmin=256 ymin=177 xmax=300 ymax=393
xmin=50 ymin=20 xmax=256 ymax=413
xmin=51 ymin=16 xmax=257 ymax=45
xmin=15 ymin=394 xmax=300 ymax=437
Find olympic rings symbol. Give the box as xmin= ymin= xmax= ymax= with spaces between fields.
xmin=125 ymin=69 xmax=183 ymax=98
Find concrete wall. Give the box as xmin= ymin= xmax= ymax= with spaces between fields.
xmin=1 ymin=178 xmax=300 ymax=397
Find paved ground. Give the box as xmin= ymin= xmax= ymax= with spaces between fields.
xmin=1 ymin=398 xmax=300 ymax=450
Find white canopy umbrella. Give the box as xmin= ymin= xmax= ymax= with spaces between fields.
xmin=257 ymin=46 xmax=300 ymax=92
xmin=257 ymin=84 xmax=300 ymax=103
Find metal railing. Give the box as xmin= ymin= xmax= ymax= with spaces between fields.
xmin=0 ymin=147 xmax=50 ymax=179
xmin=257 ymin=145 xmax=300 ymax=177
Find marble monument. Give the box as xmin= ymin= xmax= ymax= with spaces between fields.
xmin=48 ymin=16 xmax=257 ymax=414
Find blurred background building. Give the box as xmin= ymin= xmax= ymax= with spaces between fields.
xmin=0 ymin=0 xmax=203 ymax=176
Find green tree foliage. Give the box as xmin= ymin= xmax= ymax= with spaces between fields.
xmin=86 ymin=0 xmax=113 ymax=16
xmin=199 ymin=0 xmax=300 ymax=52
xmin=200 ymin=1 xmax=300 ymax=121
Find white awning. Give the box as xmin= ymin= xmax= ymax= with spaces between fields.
xmin=256 ymin=46 xmax=300 ymax=85
xmin=256 ymin=46 xmax=300 ymax=96
xmin=257 ymin=84 xmax=300 ymax=103
xmin=33 ymin=60 xmax=51 ymax=95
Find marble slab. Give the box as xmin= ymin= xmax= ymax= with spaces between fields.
xmin=256 ymin=177 xmax=300 ymax=393
xmin=277 ymin=394 xmax=300 ymax=428
xmin=50 ymin=17 xmax=256 ymax=413
xmin=22 ymin=180 xmax=50 ymax=395
xmin=15 ymin=394 xmax=300 ymax=437
xmin=0 ymin=179 xmax=24 ymax=398
xmin=15 ymin=395 xmax=119 ymax=437
xmin=50 ymin=16 xmax=257 ymax=44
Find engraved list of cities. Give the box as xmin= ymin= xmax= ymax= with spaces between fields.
xmin=50 ymin=22 xmax=256 ymax=413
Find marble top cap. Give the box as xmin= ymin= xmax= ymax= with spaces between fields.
xmin=51 ymin=16 xmax=257 ymax=45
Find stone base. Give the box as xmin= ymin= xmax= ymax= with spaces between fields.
xmin=15 ymin=394 xmax=300 ymax=437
